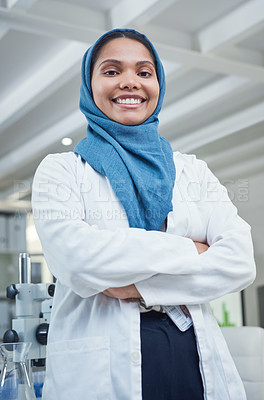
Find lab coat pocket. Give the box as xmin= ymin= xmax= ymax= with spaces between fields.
xmin=43 ymin=336 xmax=111 ymax=400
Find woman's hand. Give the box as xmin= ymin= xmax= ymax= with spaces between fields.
xmin=103 ymin=284 xmax=141 ymax=300
xmin=194 ymin=241 xmax=209 ymax=254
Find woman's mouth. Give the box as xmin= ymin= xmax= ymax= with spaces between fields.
xmin=112 ymin=95 xmax=146 ymax=106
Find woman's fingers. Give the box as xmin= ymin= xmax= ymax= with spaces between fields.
xmin=193 ymin=241 xmax=209 ymax=254
xmin=103 ymin=284 xmax=141 ymax=299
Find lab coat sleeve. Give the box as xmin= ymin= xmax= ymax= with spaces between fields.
xmin=31 ymin=153 xmax=200 ymax=298
xmin=135 ymin=158 xmax=256 ymax=306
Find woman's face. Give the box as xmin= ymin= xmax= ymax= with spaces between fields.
xmin=91 ymin=38 xmax=159 ymax=126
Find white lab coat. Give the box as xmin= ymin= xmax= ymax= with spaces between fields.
xmin=32 ymin=151 xmax=256 ymax=400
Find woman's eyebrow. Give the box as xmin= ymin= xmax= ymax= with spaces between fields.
xmin=135 ymin=60 xmax=155 ymax=68
xmin=98 ymin=59 xmax=121 ymax=68
xmin=98 ymin=59 xmax=155 ymax=68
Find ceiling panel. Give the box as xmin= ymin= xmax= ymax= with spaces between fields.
xmin=240 ymin=29 xmax=264 ymax=52
xmin=151 ymin=0 xmax=248 ymax=32
xmin=0 ymin=29 xmax=66 ymax=100
xmin=52 ymin=0 xmax=121 ymax=12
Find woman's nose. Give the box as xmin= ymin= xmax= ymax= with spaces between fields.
xmin=119 ymin=73 xmax=141 ymax=90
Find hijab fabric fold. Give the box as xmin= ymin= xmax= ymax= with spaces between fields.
xmin=74 ymin=28 xmax=175 ymax=231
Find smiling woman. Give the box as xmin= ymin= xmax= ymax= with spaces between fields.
xmin=91 ymin=38 xmax=159 ymax=126
xmin=32 ymin=28 xmax=256 ymax=400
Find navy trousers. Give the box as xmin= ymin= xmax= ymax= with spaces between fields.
xmin=140 ymin=311 xmax=204 ymax=400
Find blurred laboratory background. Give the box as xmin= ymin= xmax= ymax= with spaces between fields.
xmin=0 ymin=0 xmax=264 ymax=340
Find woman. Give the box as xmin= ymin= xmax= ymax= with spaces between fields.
xmin=32 ymin=28 xmax=256 ymax=400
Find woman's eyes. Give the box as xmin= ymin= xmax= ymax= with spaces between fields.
xmin=138 ymin=71 xmax=151 ymax=77
xmin=103 ymin=70 xmax=152 ymax=77
xmin=104 ymin=70 xmax=118 ymax=76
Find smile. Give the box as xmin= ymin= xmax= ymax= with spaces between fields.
xmin=112 ymin=96 xmax=146 ymax=105
xmin=116 ymin=98 xmax=142 ymax=104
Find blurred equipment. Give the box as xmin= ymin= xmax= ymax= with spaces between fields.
xmin=221 ymin=326 xmax=264 ymax=400
xmin=3 ymin=253 xmax=55 ymax=364
xmin=0 ymin=342 xmax=36 ymax=400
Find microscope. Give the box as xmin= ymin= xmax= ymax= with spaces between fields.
xmin=3 ymin=253 xmax=55 ymax=366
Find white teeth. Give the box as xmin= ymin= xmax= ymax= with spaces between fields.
xmin=116 ymin=98 xmax=142 ymax=104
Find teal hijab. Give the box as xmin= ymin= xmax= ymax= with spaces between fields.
xmin=74 ymin=28 xmax=175 ymax=231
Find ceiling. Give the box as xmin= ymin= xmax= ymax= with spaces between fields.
xmin=0 ymin=0 xmax=263 ymax=257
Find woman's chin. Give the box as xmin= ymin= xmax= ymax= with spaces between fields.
xmin=114 ymin=115 xmax=148 ymax=126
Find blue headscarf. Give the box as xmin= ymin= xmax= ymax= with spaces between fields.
xmin=74 ymin=28 xmax=175 ymax=231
